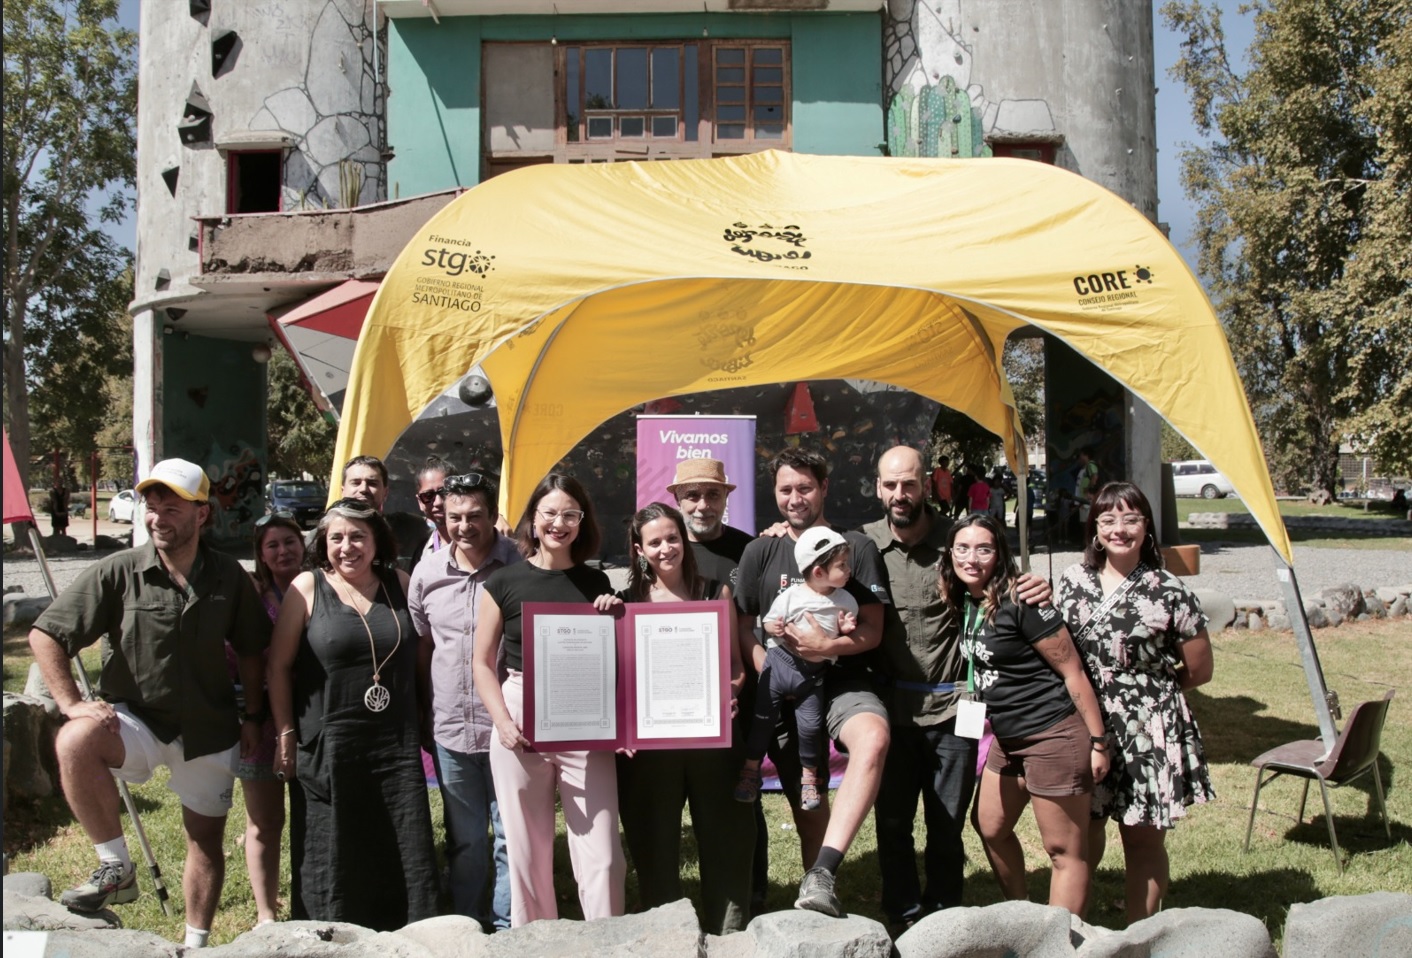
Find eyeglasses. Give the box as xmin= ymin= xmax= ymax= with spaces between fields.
xmin=256 ymin=510 xmax=295 ymax=528
xmin=1097 ymin=516 xmax=1146 ymax=531
xmin=950 ymin=545 xmax=997 ymax=559
xmin=536 ymin=508 xmax=584 ymax=527
xmin=442 ymin=472 xmax=489 ymax=494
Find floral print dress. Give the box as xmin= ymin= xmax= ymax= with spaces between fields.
xmin=1056 ymin=563 xmax=1216 ymax=827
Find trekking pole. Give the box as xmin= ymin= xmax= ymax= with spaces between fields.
xmin=28 ymin=527 xmax=175 ymax=917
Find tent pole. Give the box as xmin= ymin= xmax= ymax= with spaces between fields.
xmin=1273 ymin=548 xmax=1338 ymax=754
xmin=1017 ymin=469 xmax=1029 ymax=572
xmin=26 ymin=527 xmax=176 ymax=917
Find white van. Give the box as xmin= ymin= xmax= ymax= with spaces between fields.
xmin=1170 ymin=460 xmax=1236 ymax=499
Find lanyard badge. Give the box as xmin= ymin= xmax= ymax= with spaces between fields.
xmin=955 ymin=596 xmax=987 ymax=739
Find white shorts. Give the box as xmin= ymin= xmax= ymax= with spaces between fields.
xmin=113 ymin=704 xmax=237 ymax=818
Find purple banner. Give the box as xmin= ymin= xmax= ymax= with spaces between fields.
xmin=636 ymin=416 xmax=756 ymax=534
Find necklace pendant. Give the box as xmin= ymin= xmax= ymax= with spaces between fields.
xmin=364 ymin=682 xmax=391 ymax=712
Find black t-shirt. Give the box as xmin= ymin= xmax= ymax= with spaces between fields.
xmin=689 ymin=525 xmax=755 ymax=589
xmin=484 ymin=561 xmax=614 ymax=671
xmin=734 ymin=528 xmax=893 ymax=677
xmin=960 ymin=594 xmax=1069 ymax=739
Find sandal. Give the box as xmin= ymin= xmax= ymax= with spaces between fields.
xmin=799 ymin=779 xmax=822 ymax=811
xmin=734 ymin=766 xmax=762 ymax=803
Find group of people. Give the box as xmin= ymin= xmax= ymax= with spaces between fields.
xmin=28 ymin=443 xmax=1215 ymax=946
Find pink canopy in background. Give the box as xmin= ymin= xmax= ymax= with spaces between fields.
xmin=3 ymin=428 xmax=35 ymax=525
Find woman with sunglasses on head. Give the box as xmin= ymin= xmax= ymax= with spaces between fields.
xmin=1055 ymin=482 xmax=1214 ymax=922
xmin=942 ymin=513 xmax=1109 ymax=915
xmin=224 ymin=512 xmax=304 ymax=925
xmin=472 ymin=474 xmax=626 ymax=926
xmin=596 ymin=503 xmax=751 ymax=934
xmin=268 ymin=498 xmax=437 ymax=929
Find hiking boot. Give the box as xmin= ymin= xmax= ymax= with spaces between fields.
xmin=794 ymin=866 xmax=844 ymax=917
xmin=60 ymin=861 xmax=138 ymax=912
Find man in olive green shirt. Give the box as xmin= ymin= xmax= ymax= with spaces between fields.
xmin=29 ymin=459 xmax=270 ymax=946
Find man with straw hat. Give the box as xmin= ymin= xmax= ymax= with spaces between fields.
xmin=667 ymin=458 xmax=755 ymax=587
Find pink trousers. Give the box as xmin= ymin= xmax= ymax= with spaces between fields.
xmin=489 ymin=672 xmax=625 ymax=926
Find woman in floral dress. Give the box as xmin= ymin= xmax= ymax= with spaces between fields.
xmin=1055 ymin=481 xmax=1215 ymax=922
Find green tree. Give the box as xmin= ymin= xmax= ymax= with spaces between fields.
xmin=2 ymin=0 xmax=136 ymax=530
xmin=266 ymin=349 xmax=337 ymax=482
xmin=1163 ymin=0 xmax=1412 ymax=495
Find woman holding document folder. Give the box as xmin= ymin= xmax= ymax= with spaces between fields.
xmin=603 ymin=503 xmax=753 ymax=935
xmin=472 ymin=474 xmax=626 ymax=926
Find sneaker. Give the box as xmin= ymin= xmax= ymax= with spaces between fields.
xmin=733 ymin=766 xmax=762 ymax=803
xmin=794 ymin=866 xmax=844 ymax=918
xmin=798 ymin=775 xmax=822 ymax=811
xmin=60 ymin=861 xmax=138 ymax=912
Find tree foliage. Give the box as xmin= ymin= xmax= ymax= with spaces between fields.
xmin=2 ymin=0 xmax=136 ymax=505
xmin=1163 ymin=0 xmax=1412 ymax=494
xmin=266 ymin=349 xmax=337 ymax=483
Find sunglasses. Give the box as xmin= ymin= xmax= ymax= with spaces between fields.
xmin=442 ymin=472 xmax=492 ymax=495
xmin=256 ymin=510 xmax=295 ymax=528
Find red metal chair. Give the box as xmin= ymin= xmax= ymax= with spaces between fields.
xmin=1243 ymin=689 xmax=1395 ymax=872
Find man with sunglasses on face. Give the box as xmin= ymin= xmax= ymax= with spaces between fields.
xmin=408 ymin=457 xmax=454 ymax=576
xmin=408 ymin=471 xmax=519 ymax=931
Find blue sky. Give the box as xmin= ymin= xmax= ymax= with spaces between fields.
xmin=106 ymin=0 xmax=1252 ymax=275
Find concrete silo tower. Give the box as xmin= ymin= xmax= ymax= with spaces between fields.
xmin=130 ymin=0 xmax=383 ymax=538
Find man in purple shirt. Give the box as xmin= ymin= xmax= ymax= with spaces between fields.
xmin=408 ymin=471 xmax=520 ymax=930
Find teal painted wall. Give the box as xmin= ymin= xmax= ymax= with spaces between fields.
xmin=388 ymin=11 xmax=882 ymax=194
xmin=161 ymin=335 xmax=268 ymax=543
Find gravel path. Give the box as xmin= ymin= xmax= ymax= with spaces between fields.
xmin=5 ymin=540 xmax=1407 ymax=605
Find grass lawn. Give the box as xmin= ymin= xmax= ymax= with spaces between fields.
xmin=1173 ymin=497 xmax=1411 ymax=551
xmin=5 ymin=619 xmax=1409 ymax=946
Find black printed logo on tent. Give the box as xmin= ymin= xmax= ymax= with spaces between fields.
xmin=723 ymin=222 xmax=812 ymax=268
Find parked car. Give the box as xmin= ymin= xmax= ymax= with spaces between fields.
xmin=1170 ymin=460 xmax=1236 ymax=499
xmin=267 ymin=480 xmax=328 ymax=528
xmin=107 ymin=489 xmax=137 ymax=523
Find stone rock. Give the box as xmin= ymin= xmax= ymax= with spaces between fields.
xmin=1308 ymin=489 xmax=1334 ymax=505
xmin=706 ymin=929 xmax=758 ymax=958
xmin=482 ymin=899 xmax=703 ymax=957
xmin=2 ymin=693 xmax=60 ymax=799
xmin=1282 ymin=891 xmax=1412 ymax=958
xmin=1076 ymin=907 xmax=1274 ymax=957
xmin=1193 ymin=590 xmax=1236 ymax=630
xmin=1318 ymin=584 xmax=1365 ymax=618
xmin=394 ymin=914 xmax=487 ymax=958
xmin=93 ymin=534 xmax=127 ymax=551
xmin=1374 ymin=586 xmax=1405 ymax=605
xmin=1247 ymin=613 xmax=1265 ymax=632
xmin=1325 ymin=608 xmax=1345 ymax=628
xmin=1364 ymin=595 xmax=1387 ymax=617
xmin=5 ymin=584 xmax=22 ymax=593
xmin=1069 ymin=912 xmax=1115 ymax=951
xmin=40 ymin=533 xmax=79 ymax=553
xmin=896 ymin=900 xmax=1074 ymax=958
xmin=31 ymin=928 xmax=183 ymax=957
xmin=1304 ymin=603 xmax=1331 ymax=629
xmin=1268 ymin=613 xmax=1292 ymax=630
xmin=1 ymin=888 xmax=122 ymax=931
xmin=23 ymin=662 xmax=62 ymax=718
xmin=207 ymin=920 xmax=423 ymax=958
xmin=748 ymin=909 xmax=891 ymax=958
xmin=1389 ymin=596 xmax=1408 ymax=618
xmin=2 ymin=872 xmax=53 ymax=899
xmin=2 ymin=593 xmax=51 ymax=628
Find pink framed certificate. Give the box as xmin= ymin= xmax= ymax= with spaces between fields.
xmin=522 ymin=599 xmax=732 ymax=751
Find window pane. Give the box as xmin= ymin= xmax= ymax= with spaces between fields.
xmin=754 ymin=85 xmax=783 ymax=104
xmin=651 ymin=48 xmax=679 ymax=109
xmin=753 ymin=105 xmax=782 ymax=122
xmin=652 ymin=115 xmax=677 ymax=137
xmin=619 ymin=116 xmax=645 ymax=137
xmin=717 ymin=47 xmax=745 ymax=65
xmin=755 ymin=123 xmax=785 ymax=139
xmin=717 ymin=85 xmax=745 ymax=104
xmin=717 ymin=104 xmax=746 ymax=122
xmin=755 ymin=67 xmax=782 ymax=85
xmin=587 ymin=116 xmax=614 ymax=138
xmin=717 ymin=67 xmax=745 ymax=84
xmin=617 ymin=47 xmax=648 ymax=109
xmin=718 ymin=124 xmax=745 ymax=139
xmin=585 ymin=48 xmax=613 ymax=109
xmin=754 ymin=47 xmax=782 ymax=65
xmin=684 ymin=45 xmax=699 ymax=141
xmin=566 ymin=47 xmax=581 ymax=141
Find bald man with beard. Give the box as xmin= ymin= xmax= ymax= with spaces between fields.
xmin=863 ymin=446 xmax=1049 ymax=935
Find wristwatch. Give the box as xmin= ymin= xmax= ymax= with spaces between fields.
xmin=241 ymin=708 xmax=268 ymax=725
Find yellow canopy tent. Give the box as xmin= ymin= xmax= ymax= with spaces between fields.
xmin=334 ymin=150 xmax=1288 ymax=559
xmin=332 ymin=150 xmax=1343 ymax=747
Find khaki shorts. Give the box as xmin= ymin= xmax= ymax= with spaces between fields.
xmin=113 ymin=704 xmax=237 ymax=817
xmin=985 ymin=710 xmax=1093 ymax=798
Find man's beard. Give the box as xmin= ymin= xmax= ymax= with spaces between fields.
xmin=889 ymin=499 xmax=920 ymax=528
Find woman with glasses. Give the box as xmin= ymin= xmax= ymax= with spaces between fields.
xmin=1055 ymin=482 xmax=1214 ymax=922
xmin=225 ymin=512 xmax=304 ymax=925
xmin=268 ymin=498 xmax=437 ymax=929
xmin=942 ymin=513 xmax=1109 ymax=914
xmin=599 ymin=503 xmax=752 ymax=934
xmin=472 ymin=474 xmax=625 ymax=926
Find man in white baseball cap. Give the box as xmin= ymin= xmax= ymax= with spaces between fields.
xmin=29 ymin=457 xmax=270 ymax=947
